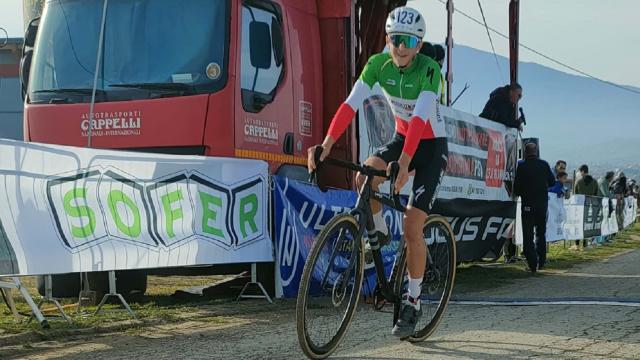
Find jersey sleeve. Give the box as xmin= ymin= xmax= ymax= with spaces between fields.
xmin=326 ymin=56 xmax=379 ymax=140
xmin=401 ymin=61 xmax=442 ymax=157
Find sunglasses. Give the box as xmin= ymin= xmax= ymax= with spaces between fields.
xmin=390 ymin=34 xmax=420 ymax=49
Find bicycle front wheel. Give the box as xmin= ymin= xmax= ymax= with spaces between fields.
xmin=296 ymin=214 xmax=365 ymax=359
xmin=394 ymin=215 xmax=457 ymax=342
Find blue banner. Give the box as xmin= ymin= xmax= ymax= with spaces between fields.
xmin=273 ymin=176 xmax=403 ymax=298
xmin=273 ymin=176 xmax=517 ymax=298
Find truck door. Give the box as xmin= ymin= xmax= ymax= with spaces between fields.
xmin=234 ymin=0 xmax=294 ymax=171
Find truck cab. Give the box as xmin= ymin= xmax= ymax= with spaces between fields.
xmin=21 ymin=0 xmax=400 ymax=187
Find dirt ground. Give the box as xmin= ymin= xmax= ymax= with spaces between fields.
xmin=2 ymin=247 xmax=639 ymax=360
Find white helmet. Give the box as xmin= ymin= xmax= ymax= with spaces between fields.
xmin=385 ymin=6 xmax=426 ymax=39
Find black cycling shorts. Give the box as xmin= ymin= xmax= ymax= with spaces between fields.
xmin=372 ymin=134 xmax=448 ymax=214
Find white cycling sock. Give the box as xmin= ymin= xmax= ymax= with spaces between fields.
xmin=373 ymin=211 xmax=388 ymax=235
xmin=407 ymin=277 xmax=422 ymax=308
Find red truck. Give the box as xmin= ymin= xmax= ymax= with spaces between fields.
xmin=20 ymin=0 xmax=408 ymax=297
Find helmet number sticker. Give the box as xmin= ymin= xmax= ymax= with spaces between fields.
xmin=399 ymin=11 xmax=414 ymax=25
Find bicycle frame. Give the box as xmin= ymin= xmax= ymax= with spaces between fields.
xmin=310 ymin=149 xmax=408 ymax=305
xmin=351 ymin=171 xmax=406 ymax=304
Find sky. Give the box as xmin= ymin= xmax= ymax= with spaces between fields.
xmin=1 ymin=0 xmax=639 ymax=87
xmin=413 ymin=0 xmax=640 ymax=88
xmin=0 ymin=0 xmax=24 ymax=39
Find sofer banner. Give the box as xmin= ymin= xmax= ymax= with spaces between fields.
xmin=0 ymin=139 xmax=272 ymax=276
xmin=273 ymin=176 xmax=515 ymax=298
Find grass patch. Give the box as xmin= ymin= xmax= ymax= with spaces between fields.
xmin=0 ymin=275 xmax=245 ymax=339
xmin=454 ymin=225 xmax=640 ymax=293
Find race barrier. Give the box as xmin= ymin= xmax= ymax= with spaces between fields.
xmin=273 ymin=176 xmax=516 ymax=298
xmin=359 ymin=95 xmax=518 ymax=203
xmin=273 ymin=176 xmax=399 ymax=298
xmin=0 ymin=139 xmax=273 ymax=277
xmin=515 ymin=194 xmax=637 ymax=244
xmin=360 ymin=97 xmax=518 ymax=260
xmin=275 ymin=105 xmax=519 ymax=298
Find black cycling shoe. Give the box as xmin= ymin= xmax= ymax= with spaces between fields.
xmin=392 ymin=295 xmax=422 ymax=338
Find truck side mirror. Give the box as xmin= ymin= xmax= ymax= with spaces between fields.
xmin=20 ymin=49 xmax=33 ymax=100
xmin=249 ymin=21 xmax=272 ymax=70
xmin=24 ymin=17 xmax=40 ymax=48
xmin=271 ymin=18 xmax=284 ymax=67
xmin=21 ymin=17 xmax=40 ymax=101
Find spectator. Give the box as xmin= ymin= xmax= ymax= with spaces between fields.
xmin=599 ymin=170 xmax=616 ymax=222
xmin=421 ymin=43 xmax=447 ymax=105
xmin=433 ymin=44 xmax=445 ymax=67
xmin=612 ymin=170 xmax=627 ymax=230
xmin=549 ymin=171 xmax=568 ymax=198
xmin=611 ymin=170 xmax=627 ymax=196
xmin=595 ymin=171 xmax=615 ymax=244
xmin=574 ymin=165 xmax=601 ymax=196
xmin=598 ymin=171 xmax=615 ymax=199
xmin=433 ymin=44 xmax=446 ymax=105
xmin=514 ymin=143 xmax=555 ymax=273
xmin=419 ymin=41 xmax=435 ymax=58
xmin=479 ymin=83 xmax=523 ymax=128
xmin=627 ymin=179 xmax=637 ymax=196
xmin=572 ymin=164 xmax=601 ymax=249
xmin=553 ymin=160 xmax=567 ymax=178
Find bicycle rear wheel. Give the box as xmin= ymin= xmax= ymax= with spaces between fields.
xmin=393 ymin=215 xmax=457 ymax=342
xmin=296 ymin=214 xmax=365 ymax=359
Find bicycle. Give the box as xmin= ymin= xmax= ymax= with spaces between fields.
xmin=296 ymin=149 xmax=457 ymax=359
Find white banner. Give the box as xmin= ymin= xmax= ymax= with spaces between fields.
xmin=563 ymin=195 xmax=585 ymax=240
xmin=0 ymin=139 xmax=273 ymax=276
xmin=546 ymin=194 xmax=566 ymax=242
xmin=624 ymin=197 xmax=636 ymax=229
xmin=516 ymin=195 xmax=583 ymax=245
xmin=515 ymin=195 xmax=637 ymax=245
xmin=357 ymin=86 xmax=517 ymax=201
xmin=601 ymin=198 xmax=618 ymax=236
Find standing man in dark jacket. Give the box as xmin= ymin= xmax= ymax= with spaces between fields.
xmin=514 ymin=143 xmax=555 ymax=272
xmin=572 ymin=164 xmax=601 ymax=249
xmin=574 ymin=165 xmax=601 ymax=196
xmin=479 ymin=83 xmax=523 ymax=128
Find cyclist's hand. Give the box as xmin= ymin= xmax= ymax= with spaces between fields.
xmin=393 ymin=163 xmax=410 ymax=194
xmin=307 ymin=144 xmax=331 ymax=173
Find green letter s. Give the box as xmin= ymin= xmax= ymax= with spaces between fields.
xmin=63 ymin=188 xmax=96 ymax=238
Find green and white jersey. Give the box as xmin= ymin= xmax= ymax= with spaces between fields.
xmin=345 ymin=53 xmax=445 ymax=139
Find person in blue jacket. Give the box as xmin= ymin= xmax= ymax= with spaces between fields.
xmin=549 ymin=171 xmax=568 ymax=198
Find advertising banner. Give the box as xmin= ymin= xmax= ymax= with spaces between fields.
xmin=274 ymin=177 xmax=515 ymax=298
xmin=516 ymin=195 xmax=635 ymax=245
xmin=357 ymin=88 xmax=518 ymax=202
xmin=583 ymin=195 xmax=604 ymax=238
xmin=0 ymin=139 xmax=273 ymax=276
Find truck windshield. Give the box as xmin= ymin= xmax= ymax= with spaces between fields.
xmin=29 ymin=0 xmax=229 ymax=104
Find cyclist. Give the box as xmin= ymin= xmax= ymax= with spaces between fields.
xmin=307 ymin=6 xmax=448 ymax=338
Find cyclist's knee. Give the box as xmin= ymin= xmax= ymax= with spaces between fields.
xmin=364 ymin=157 xmax=387 ymax=187
xmin=364 ymin=156 xmax=386 ymax=169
